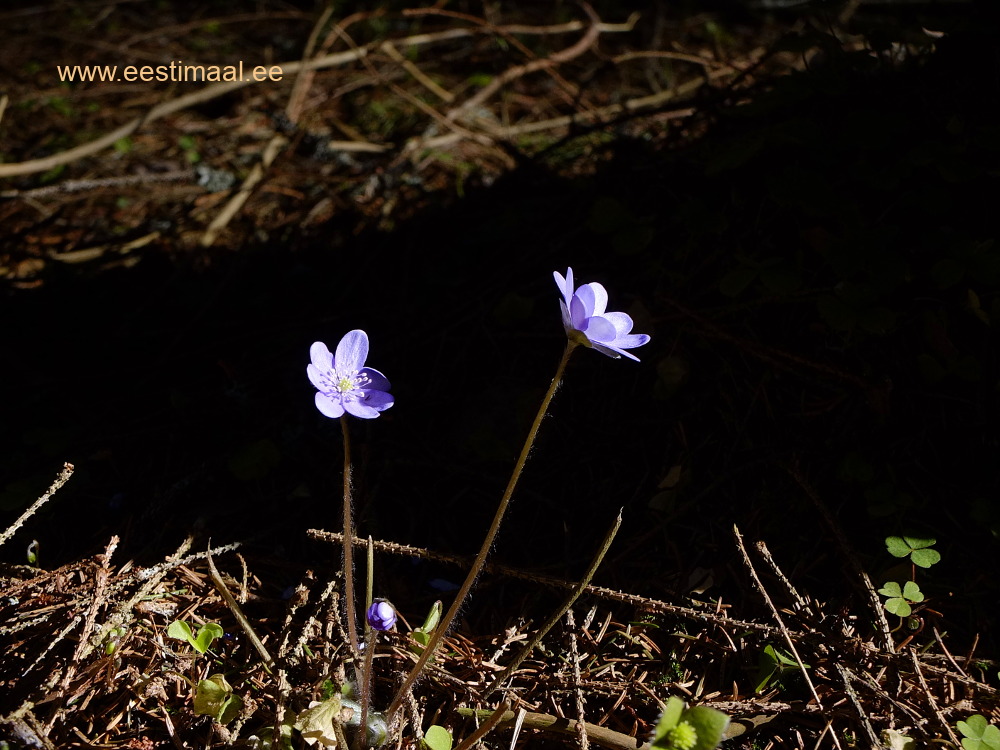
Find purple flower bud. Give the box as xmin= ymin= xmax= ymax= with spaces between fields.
xmin=366 ymin=600 xmax=396 ymax=631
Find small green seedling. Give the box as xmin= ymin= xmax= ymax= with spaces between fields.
xmin=885 ymin=535 xmax=941 ymax=568
xmin=409 ymin=600 xmax=442 ymax=655
xmin=956 ymin=714 xmax=1000 ymax=750
xmin=878 ymin=581 xmax=924 ymax=617
xmin=104 ymin=626 xmax=126 ymax=655
xmin=649 ymin=696 xmax=730 ymax=750
xmin=754 ymin=644 xmax=809 ymax=694
xmin=26 ymin=540 xmax=39 ymax=566
xmin=421 ymin=725 xmax=453 ymax=750
xmin=167 ymin=619 xmax=224 ymax=654
xmin=193 ymin=673 xmax=242 ymax=724
xmin=178 ymin=134 xmax=201 ymax=164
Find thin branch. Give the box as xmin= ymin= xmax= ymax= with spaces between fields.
xmin=733 ymin=524 xmax=837 ymax=749
xmin=0 ymin=463 xmax=74 ymax=549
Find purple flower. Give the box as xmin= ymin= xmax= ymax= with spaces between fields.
xmin=366 ymin=600 xmax=396 ymax=631
xmin=308 ymin=330 xmax=394 ymax=419
xmin=553 ymin=267 xmax=650 ymax=361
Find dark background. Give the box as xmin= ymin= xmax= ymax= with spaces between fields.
xmin=2 ymin=0 xmax=999 ymax=652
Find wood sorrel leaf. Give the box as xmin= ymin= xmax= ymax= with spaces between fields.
xmin=422 ymin=725 xmax=453 ymax=750
xmin=957 ymin=714 xmax=1000 ymax=750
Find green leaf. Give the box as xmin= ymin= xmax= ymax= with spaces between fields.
xmin=901 ymin=581 xmax=923 ymax=602
xmin=764 ymin=645 xmax=800 ymax=668
xmin=886 ymin=536 xmax=940 ymax=567
xmin=683 ymin=705 xmax=732 ymax=750
xmin=903 ymin=535 xmax=936 ymax=550
xmin=167 ymin=620 xmax=195 ymax=645
xmin=193 ymin=674 xmax=242 ymax=724
xmin=880 ymin=581 xmax=918 ymax=616
xmin=885 ymin=537 xmax=912 ymax=558
xmin=420 ymin=601 xmax=442 ymax=633
xmin=194 ymin=622 xmax=224 ymax=653
xmin=878 ymin=582 xmax=903 ymax=598
xmin=957 ymin=714 xmax=1000 ymax=750
xmin=422 ymin=725 xmax=453 ymax=750
xmin=957 ymin=714 xmax=987 ymax=738
xmin=650 ymin=696 xmax=686 ymax=745
xmin=884 ymin=597 xmax=912 ymax=617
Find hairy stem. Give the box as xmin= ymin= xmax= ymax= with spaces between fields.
xmin=340 ymin=416 xmax=361 ymax=663
xmin=387 ymin=341 xmax=578 ymax=719
xmin=481 ymin=508 xmax=622 ymax=699
xmin=358 ymin=538 xmax=375 ymax=748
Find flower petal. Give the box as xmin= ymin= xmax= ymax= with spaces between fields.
xmin=310 ymin=341 xmax=333 ymax=371
xmin=577 ymin=283 xmax=608 ymax=317
xmin=335 ymin=330 xmax=369 ymax=372
xmin=614 ymin=333 xmax=650 ymax=350
xmin=344 ymin=399 xmax=381 ymax=419
xmin=602 ymin=311 xmax=635 ymax=336
xmin=361 ymin=389 xmax=394 ymax=410
xmin=582 ymin=315 xmax=617 ymax=342
xmin=592 ymin=342 xmax=641 ymax=361
xmin=359 ymin=367 xmax=391 ymax=392
xmin=307 ymin=363 xmax=329 ymax=391
xmin=558 ymin=300 xmax=573 ymax=331
xmin=569 ymin=295 xmax=589 ymax=330
xmin=553 ymin=270 xmax=569 ymax=305
xmin=315 ymin=392 xmax=345 ymax=418
xmin=590 ymin=343 xmax=623 ymax=359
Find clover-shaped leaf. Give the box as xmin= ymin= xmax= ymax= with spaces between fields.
xmin=879 ymin=581 xmax=924 ymax=617
xmin=421 ymin=725 xmax=453 ymax=750
xmin=885 ymin=536 xmax=941 ymax=568
xmin=193 ymin=673 xmax=242 ymax=724
xmin=956 ymin=714 xmax=1000 ymax=750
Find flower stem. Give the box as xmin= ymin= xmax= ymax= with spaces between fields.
xmin=340 ymin=415 xmax=361 ymax=663
xmin=480 ymin=508 xmax=622 ymax=699
xmin=386 ymin=341 xmax=578 ymax=720
xmin=358 ymin=538 xmax=375 ymax=748
xmin=358 ymin=627 xmax=376 ymax=749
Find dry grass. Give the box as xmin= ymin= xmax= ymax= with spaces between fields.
xmin=2 ymin=467 xmax=997 ymax=748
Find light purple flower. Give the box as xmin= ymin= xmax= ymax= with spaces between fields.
xmin=366 ymin=600 xmax=396 ymax=631
xmin=553 ymin=267 xmax=650 ymax=361
xmin=308 ymin=330 xmax=394 ymax=419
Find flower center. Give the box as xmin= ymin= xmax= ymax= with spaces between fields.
xmin=334 ymin=369 xmax=370 ymax=394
